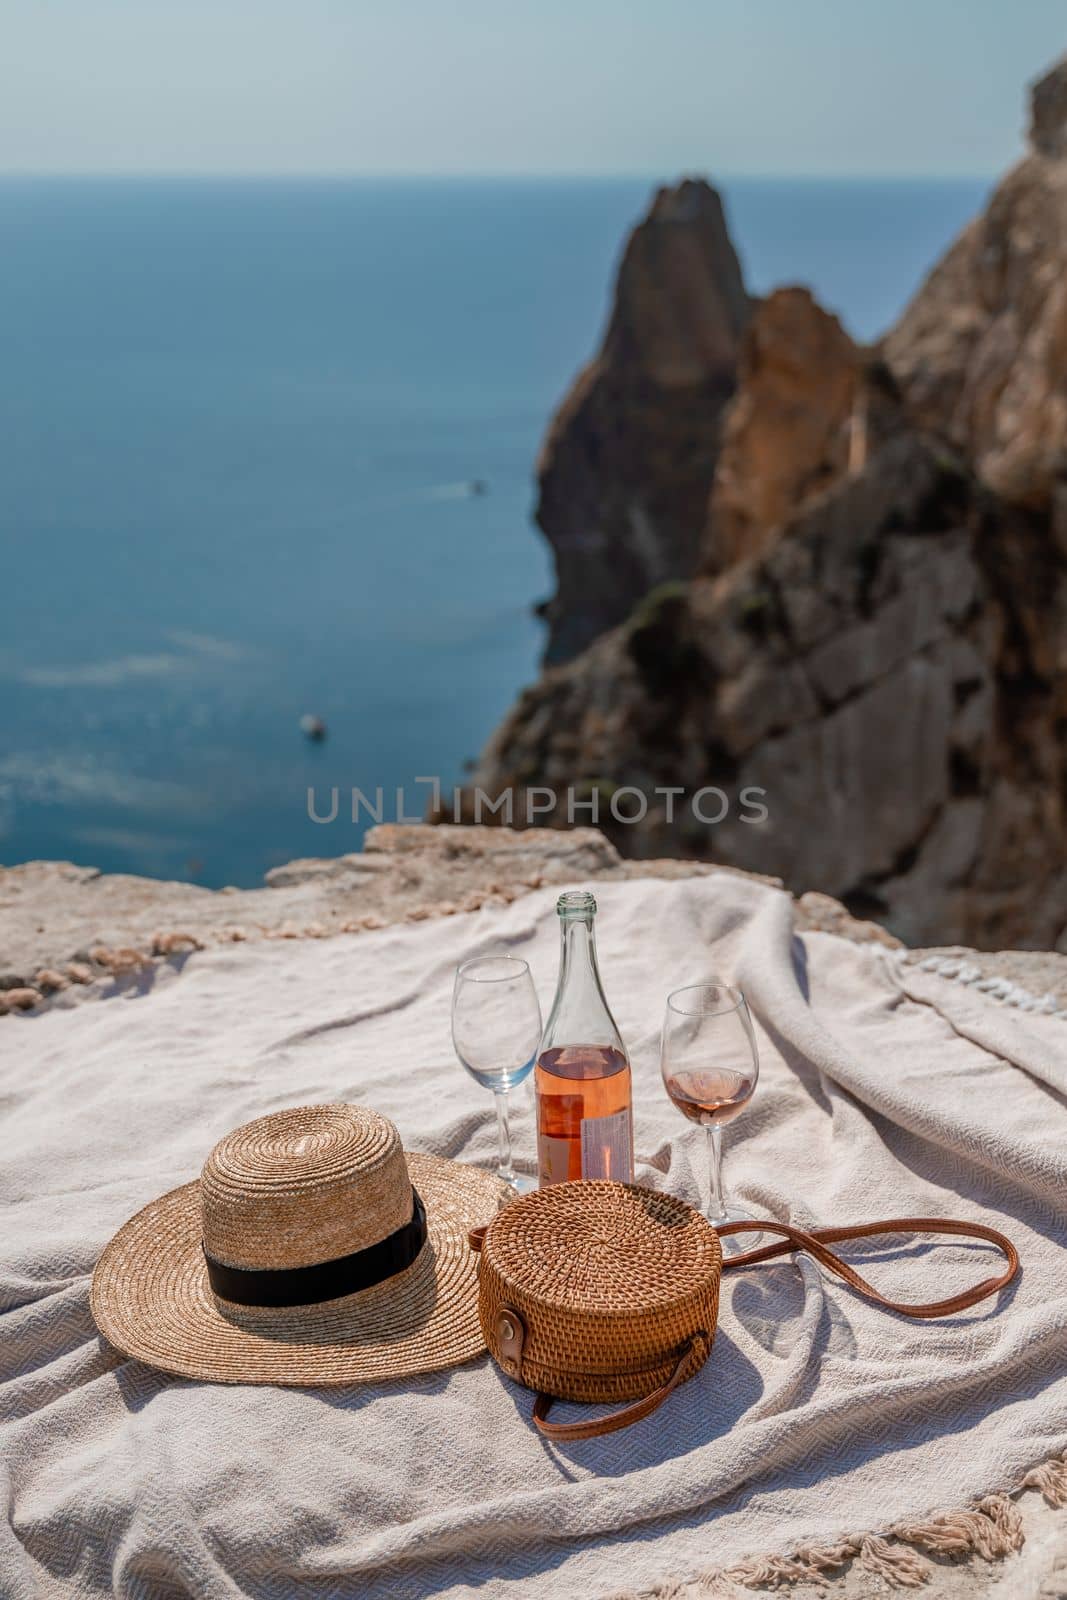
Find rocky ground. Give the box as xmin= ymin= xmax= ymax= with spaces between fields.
xmin=6 ymin=823 xmax=1067 ymax=1014
xmin=0 ymin=823 xmax=890 ymax=1005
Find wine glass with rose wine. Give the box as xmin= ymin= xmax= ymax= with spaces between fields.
xmin=661 ymin=982 xmax=766 ymax=1255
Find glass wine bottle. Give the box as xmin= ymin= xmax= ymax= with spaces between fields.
xmin=535 ymin=890 xmax=634 ymax=1186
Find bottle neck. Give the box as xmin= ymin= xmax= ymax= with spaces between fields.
xmin=558 ymin=914 xmax=601 ymax=997
xmin=542 ymin=911 xmax=625 ymax=1052
xmin=540 ymin=888 xmax=626 ymax=1056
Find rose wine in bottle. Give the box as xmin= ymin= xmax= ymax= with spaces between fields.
xmin=536 ymin=891 xmax=634 ymax=1186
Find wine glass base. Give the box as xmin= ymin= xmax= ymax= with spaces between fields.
xmin=709 ymin=1206 xmax=768 ymax=1256
xmin=499 ymin=1171 xmax=538 ymax=1198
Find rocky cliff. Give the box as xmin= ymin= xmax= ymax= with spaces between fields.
xmin=706 ymin=286 xmax=903 ymax=571
xmin=885 ymin=56 xmax=1067 ymax=517
xmin=447 ymin=55 xmax=1067 ymax=951
xmin=535 ymin=179 xmax=749 ymax=663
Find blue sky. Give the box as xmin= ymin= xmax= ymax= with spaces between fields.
xmin=3 ymin=1 xmax=1064 ymax=177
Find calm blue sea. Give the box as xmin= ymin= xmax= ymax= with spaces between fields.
xmin=1 ymin=176 xmax=987 ymax=887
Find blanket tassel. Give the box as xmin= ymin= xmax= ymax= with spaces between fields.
xmin=624 ymin=1451 xmax=1066 ymax=1598
xmin=855 ymin=1535 xmax=931 ymax=1588
xmin=1021 ymin=1451 xmax=1067 ymax=1508
xmin=890 ymin=1491 xmax=1024 ymax=1564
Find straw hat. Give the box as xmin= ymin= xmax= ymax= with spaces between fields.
xmin=91 ymin=1103 xmax=506 ymax=1385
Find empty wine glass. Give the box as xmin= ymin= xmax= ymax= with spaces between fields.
xmin=661 ymin=981 xmax=765 ymax=1255
xmin=452 ymin=955 xmax=542 ymax=1193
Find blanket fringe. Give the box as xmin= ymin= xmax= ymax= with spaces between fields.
xmin=856 ymin=1534 xmax=931 ymax=1587
xmin=721 ymin=1552 xmax=830 ymax=1588
xmin=890 ymin=1491 xmax=1024 ymax=1564
xmin=1021 ymin=1451 xmax=1067 ymax=1508
xmin=904 ymin=949 xmax=1067 ymax=1019
xmin=624 ymin=1450 xmax=1066 ymax=1598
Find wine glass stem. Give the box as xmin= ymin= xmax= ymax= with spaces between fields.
xmin=494 ymin=1091 xmax=515 ymax=1183
xmin=705 ymin=1122 xmax=727 ymax=1223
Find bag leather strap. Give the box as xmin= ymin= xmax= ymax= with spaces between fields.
xmin=528 ymin=1215 xmax=1018 ymax=1441
xmin=532 ymin=1334 xmax=707 ymax=1441
xmin=717 ymin=1216 xmax=1019 ymax=1318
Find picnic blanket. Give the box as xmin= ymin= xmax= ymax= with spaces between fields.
xmin=2 ymin=872 xmax=1066 ymax=1599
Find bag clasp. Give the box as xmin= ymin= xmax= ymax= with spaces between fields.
xmin=496 ymin=1305 xmax=526 ymax=1379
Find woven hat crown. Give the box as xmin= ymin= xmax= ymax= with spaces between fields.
xmin=200 ymin=1104 xmax=413 ymax=1272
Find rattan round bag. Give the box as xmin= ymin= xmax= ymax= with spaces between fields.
xmin=471 ymin=1180 xmax=720 ymax=1440
xmin=470 ymin=1180 xmax=1021 ymax=1442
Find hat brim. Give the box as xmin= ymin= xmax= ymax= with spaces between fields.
xmin=91 ymin=1153 xmax=507 ymax=1385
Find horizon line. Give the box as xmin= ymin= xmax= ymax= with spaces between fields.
xmin=0 ymin=168 xmax=998 ymax=185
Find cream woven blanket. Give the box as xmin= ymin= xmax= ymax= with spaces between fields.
xmin=3 ymin=873 xmax=1066 ymax=1599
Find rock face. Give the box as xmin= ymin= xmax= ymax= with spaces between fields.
xmin=1032 ymin=53 xmax=1067 ymax=157
xmin=885 ymin=54 xmax=1067 ymax=511
xmin=466 ymin=437 xmax=1067 ymax=948
xmin=453 ymin=56 xmax=1067 ymax=950
xmin=706 ymin=287 xmax=901 ymax=571
xmin=535 ymin=179 xmax=749 ymax=663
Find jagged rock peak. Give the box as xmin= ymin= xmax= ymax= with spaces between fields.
xmin=534 ymin=176 xmax=750 ymax=664
xmin=647 ymin=177 xmax=722 ymax=222
xmin=1030 ymin=54 xmax=1067 ymax=157
xmin=601 ymin=177 xmax=749 ymax=387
